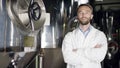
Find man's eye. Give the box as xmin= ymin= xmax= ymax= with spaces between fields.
xmin=79 ymin=12 xmax=89 ymax=14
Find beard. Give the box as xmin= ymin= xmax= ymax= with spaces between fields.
xmin=79 ymin=20 xmax=89 ymax=25
xmin=79 ymin=17 xmax=91 ymax=25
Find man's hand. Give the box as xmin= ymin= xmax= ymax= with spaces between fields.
xmin=94 ymin=44 xmax=102 ymax=48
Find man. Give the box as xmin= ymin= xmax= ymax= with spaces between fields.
xmin=62 ymin=4 xmax=108 ymax=68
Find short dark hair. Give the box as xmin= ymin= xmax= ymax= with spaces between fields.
xmin=77 ymin=4 xmax=93 ymax=13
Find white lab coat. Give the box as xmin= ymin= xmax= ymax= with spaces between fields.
xmin=62 ymin=26 xmax=108 ymax=68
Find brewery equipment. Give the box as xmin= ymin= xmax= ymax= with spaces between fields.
xmin=0 ymin=0 xmax=46 ymax=67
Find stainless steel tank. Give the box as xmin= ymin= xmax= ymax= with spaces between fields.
xmin=6 ymin=0 xmax=46 ymax=34
xmin=5 ymin=0 xmax=47 ymax=51
xmin=0 ymin=0 xmax=46 ymax=67
xmin=0 ymin=0 xmax=23 ymax=52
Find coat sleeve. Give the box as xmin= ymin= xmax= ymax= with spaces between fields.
xmin=62 ymin=32 xmax=90 ymax=65
xmin=84 ymin=32 xmax=108 ymax=63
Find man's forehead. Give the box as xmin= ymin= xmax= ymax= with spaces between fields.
xmin=78 ymin=6 xmax=92 ymax=12
xmin=79 ymin=6 xmax=91 ymax=9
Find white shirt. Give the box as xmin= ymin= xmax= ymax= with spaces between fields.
xmin=79 ymin=25 xmax=91 ymax=37
xmin=62 ymin=25 xmax=108 ymax=68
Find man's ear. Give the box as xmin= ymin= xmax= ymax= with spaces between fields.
xmin=91 ymin=14 xmax=93 ymax=19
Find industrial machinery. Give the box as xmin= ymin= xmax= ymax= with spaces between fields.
xmin=1 ymin=0 xmax=120 ymax=68
xmin=0 ymin=0 xmax=67 ymax=67
xmin=0 ymin=0 xmax=46 ymax=68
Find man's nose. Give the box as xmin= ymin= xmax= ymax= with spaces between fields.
xmin=81 ymin=13 xmax=86 ymax=17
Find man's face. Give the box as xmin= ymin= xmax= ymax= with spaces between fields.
xmin=77 ymin=6 xmax=93 ymax=25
